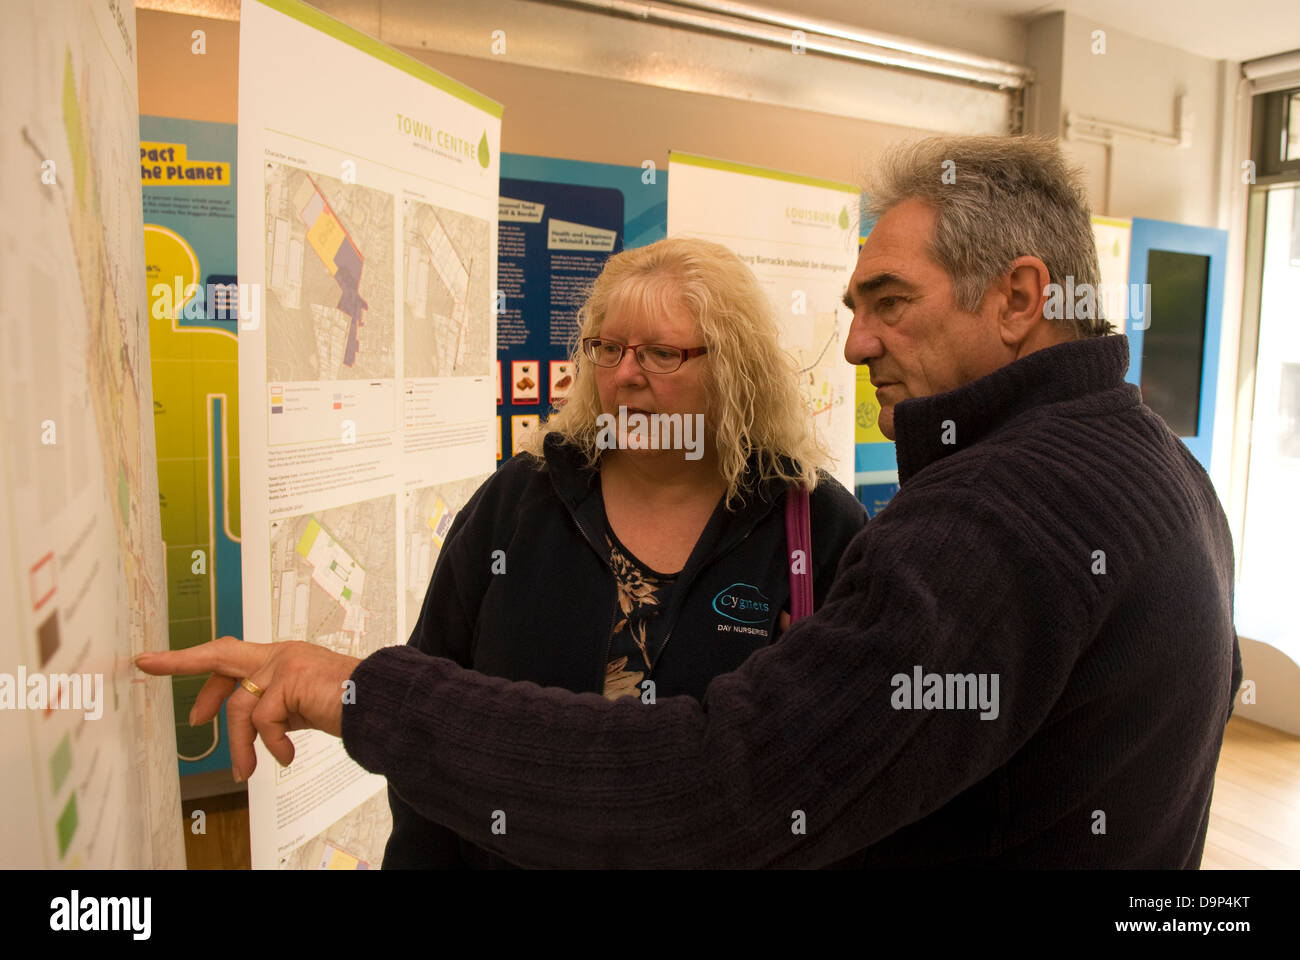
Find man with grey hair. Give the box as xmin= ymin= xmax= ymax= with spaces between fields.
xmin=140 ymin=136 xmax=1242 ymax=869
xmin=851 ymin=137 xmax=1113 ymax=445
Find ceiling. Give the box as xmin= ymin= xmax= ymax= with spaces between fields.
xmin=137 ymin=0 xmax=1300 ymax=64
xmin=926 ymin=0 xmax=1300 ymax=62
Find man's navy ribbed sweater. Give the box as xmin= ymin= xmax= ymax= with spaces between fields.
xmin=342 ymin=334 xmax=1242 ymax=867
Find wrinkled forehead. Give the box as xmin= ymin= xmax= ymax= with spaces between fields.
xmin=851 ymin=200 xmax=948 ymax=291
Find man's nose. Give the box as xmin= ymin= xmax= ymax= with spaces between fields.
xmin=844 ymin=315 xmax=883 ymax=366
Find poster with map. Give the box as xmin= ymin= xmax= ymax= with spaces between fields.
xmin=403 ymin=199 xmax=492 ymax=379
xmin=667 ymin=152 xmax=858 ymax=488
xmin=402 ymin=474 xmax=491 ymax=630
xmin=269 ymin=496 xmax=397 ymax=657
xmin=238 ymin=0 xmax=500 ymax=868
xmin=265 ymin=165 xmax=396 ymax=383
xmin=0 ymin=0 xmax=184 ymax=867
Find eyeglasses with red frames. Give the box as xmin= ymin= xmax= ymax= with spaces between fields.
xmin=581 ymin=337 xmax=709 ymax=374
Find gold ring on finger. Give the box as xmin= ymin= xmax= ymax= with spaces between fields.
xmin=239 ymin=677 xmax=266 ymax=699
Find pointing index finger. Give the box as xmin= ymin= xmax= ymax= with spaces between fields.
xmin=135 ymin=635 xmax=271 ymax=679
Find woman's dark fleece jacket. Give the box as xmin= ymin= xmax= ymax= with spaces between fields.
xmin=345 ymin=334 xmax=1242 ymax=868
xmin=382 ymin=435 xmax=868 ymax=868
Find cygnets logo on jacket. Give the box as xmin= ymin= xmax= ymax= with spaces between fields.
xmin=712 ymin=583 xmax=770 ymax=624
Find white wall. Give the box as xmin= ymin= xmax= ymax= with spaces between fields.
xmin=1028 ymin=11 xmax=1226 ymax=224
xmin=1028 ymin=11 xmax=1250 ymax=511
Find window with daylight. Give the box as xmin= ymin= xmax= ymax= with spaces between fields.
xmin=1236 ymin=184 xmax=1300 ymax=660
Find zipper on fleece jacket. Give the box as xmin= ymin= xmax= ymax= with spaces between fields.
xmin=642 ymin=490 xmax=782 ymax=676
xmin=569 ymin=510 xmax=621 ymax=694
xmin=570 ymin=505 xmax=731 ymax=694
xmin=575 ymin=505 xmax=770 ymax=690
xmin=554 ymin=457 xmax=782 ymax=693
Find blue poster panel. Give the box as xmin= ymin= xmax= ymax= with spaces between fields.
xmin=140 ymin=115 xmax=241 ymax=775
xmin=495 ymin=155 xmax=668 ymax=463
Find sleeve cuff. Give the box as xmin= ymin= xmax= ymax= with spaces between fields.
xmin=340 ymin=645 xmax=438 ymax=776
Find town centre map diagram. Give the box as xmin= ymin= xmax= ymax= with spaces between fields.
xmin=264 ymin=163 xmax=395 ymax=382
xmin=1 ymin=0 xmax=183 ymax=867
xmin=268 ymin=495 xmax=396 ymax=658
xmin=403 ymin=473 xmax=491 ymax=631
xmin=402 ymin=199 xmax=491 ymax=379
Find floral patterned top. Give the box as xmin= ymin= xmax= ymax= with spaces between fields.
xmin=601 ymin=521 xmax=678 ymax=701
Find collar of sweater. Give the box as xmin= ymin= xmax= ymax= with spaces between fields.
xmin=891 ymin=333 xmax=1131 ymax=485
xmin=541 ymin=431 xmax=790 ymax=521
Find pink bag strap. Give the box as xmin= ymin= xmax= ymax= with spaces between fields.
xmin=784 ymin=484 xmax=813 ymax=624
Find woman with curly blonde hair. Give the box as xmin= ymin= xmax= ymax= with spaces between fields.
xmin=387 ymin=235 xmax=866 ymax=868
xmin=524 ymin=236 xmax=831 ymax=507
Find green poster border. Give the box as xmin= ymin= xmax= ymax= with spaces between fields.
xmin=257 ymin=0 xmax=504 ymax=118
xmin=670 ymin=151 xmax=859 ymax=194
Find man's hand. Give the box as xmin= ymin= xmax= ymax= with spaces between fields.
xmin=134 ymin=637 xmax=361 ymax=782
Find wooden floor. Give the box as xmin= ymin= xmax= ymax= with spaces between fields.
xmin=1202 ymin=715 xmax=1300 ymax=869
xmin=182 ymin=791 xmax=250 ymax=870
xmin=180 ymin=715 xmax=1300 ymax=869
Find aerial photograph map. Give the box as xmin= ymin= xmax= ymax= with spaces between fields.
xmin=264 ymin=164 xmax=395 ymax=382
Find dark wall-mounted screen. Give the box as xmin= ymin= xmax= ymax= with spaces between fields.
xmin=1141 ymin=249 xmax=1210 ymax=437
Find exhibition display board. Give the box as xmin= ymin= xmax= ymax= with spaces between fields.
xmin=667 ymin=152 xmax=859 ymax=489
xmin=235 ymin=0 xmax=500 ymax=868
xmin=142 ymin=113 xmax=242 ymax=776
xmin=0 ymin=0 xmax=184 ymax=867
xmin=496 ymin=176 xmax=623 ymax=458
xmin=495 ymin=154 xmax=669 ymax=461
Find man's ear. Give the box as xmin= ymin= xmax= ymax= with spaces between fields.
xmin=996 ymin=256 xmax=1053 ymax=349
